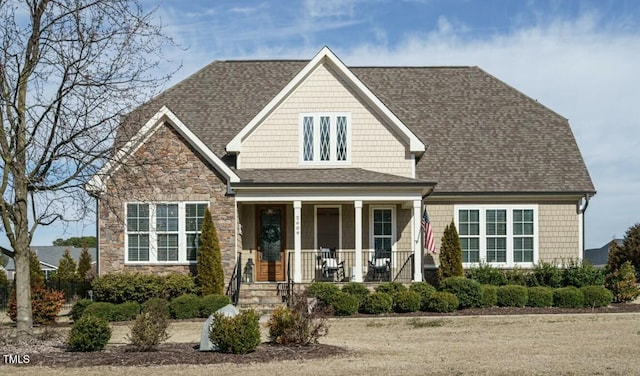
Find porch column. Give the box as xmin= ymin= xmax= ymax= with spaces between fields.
xmin=354 ymin=200 xmax=363 ymax=282
xmin=413 ymin=200 xmax=423 ymax=282
xmin=294 ymin=200 xmax=302 ymax=283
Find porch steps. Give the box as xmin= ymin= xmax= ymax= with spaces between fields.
xmin=236 ymin=283 xmax=287 ymax=313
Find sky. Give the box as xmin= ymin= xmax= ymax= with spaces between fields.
xmin=14 ymin=0 xmax=640 ymax=250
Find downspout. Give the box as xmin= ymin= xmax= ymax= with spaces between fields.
xmin=578 ymin=194 xmax=591 ymax=260
xmin=95 ymin=194 xmax=100 ymax=276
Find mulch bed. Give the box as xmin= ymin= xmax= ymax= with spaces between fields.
xmin=27 ymin=342 xmax=345 ymax=367
xmin=4 ymin=303 xmax=640 ymax=367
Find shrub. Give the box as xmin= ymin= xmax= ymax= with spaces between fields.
xmin=92 ymin=272 xmax=197 ymax=304
xmin=531 ymin=262 xmax=563 ymax=288
xmin=393 ymin=290 xmax=421 ymax=313
xmin=410 ymin=282 xmax=437 ymax=311
xmin=142 ymin=297 xmax=170 ymax=317
xmin=70 ymin=299 xmax=94 ymax=321
xmin=607 ymin=223 xmax=640 ymax=272
xmin=266 ymin=294 xmax=329 ymax=346
xmin=527 ymin=286 xmax=554 ymax=307
xmin=67 ymin=315 xmax=112 ymax=352
xmin=466 ymin=264 xmax=507 ymax=286
xmin=200 ymin=294 xmax=232 ymax=318
xmin=306 ymin=282 xmax=340 ymax=306
xmin=480 ymin=285 xmax=498 ymax=308
xmin=440 ymin=277 xmax=482 ymax=309
xmin=330 ymin=291 xmax=359 ymax=316
xmin=553 ymin=286 xmax=585 ymax=308
xmin=111 ymin=301 xmax=141 ymax=321
xmin=497 ymin=285 xmax=528 ymax=307
xmin=605 ymin=261 xmax=640 ymax=303
xmin=162 ymin=274 xmax=198 ymax=299
xmin=426 ymin=291 xmax=459 ymax=313
xmin=197 ymin=208 xmax=225 ymax=295
xmin=341 ymin=282 xmax=370 ymax=302
xmin=169 ymin=294 xmax=201 ymax=319
xmin=8 ymin=285 xmax=65 ymax=325
xmin=82 ymin=302 xmax=116 ymax=321
xmin=580 ymin=285 xmax=613 ymax=308
xmin=562 ymin=260 xmax=605 ymax=287
xmin=209 ymin=309 xmax=261 ymax=354
xmin=374 ymin=282 xmax=407 ymax=299
xmin=360 ymin=292 xmax=393 ymax=314
xmin=503 ymin=269 xmax=529 ymax=286
xmin=127 ymin=298 xmax=170 ymax=351
xmin=438 ymin=221 xmax=464 ymax=280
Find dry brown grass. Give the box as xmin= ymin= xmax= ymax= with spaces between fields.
xmin=5 ymin=313 xmax=640 ymax=375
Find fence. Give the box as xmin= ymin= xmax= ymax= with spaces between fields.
xmin=0 ymin=280 xmax=92 ymax=312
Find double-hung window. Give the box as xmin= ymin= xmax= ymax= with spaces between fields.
xmin=125 ymin=202 xmax=208 ymax=263
xmin=455 ymin=205 xmax=538 ymax=266
xmin=300 ymin=113 xmax=350 ymax=164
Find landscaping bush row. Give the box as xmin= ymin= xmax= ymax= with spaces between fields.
xmin=73 ymin=294 xmax=231 ymax=321
xmin=306 ymin=279 xmax=616 ymax=316
xmin=91 ymin=272 xmax=198 ymax=304
xmin=465 ymin=261 xmax=606 ymax=288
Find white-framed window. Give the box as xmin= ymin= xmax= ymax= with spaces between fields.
xmin=300 ymin=113 xmax=351 ymax=164
xmin=125 ymin=202 xmax=208 ymax=264
xmin=369 ymin=206 xmax=396 ymax=257
xmin=455 ymin=205 xmax=538 ymax=267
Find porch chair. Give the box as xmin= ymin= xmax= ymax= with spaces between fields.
xmin=317 ymin=247 xmax=345 ymax=282
xmin=368 ymin=249 xmax=391 ymax=281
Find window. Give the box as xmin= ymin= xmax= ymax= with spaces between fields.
xmin=300 ymin=113 xmax=350 ymax=163
xmin=371 ymin=207 xmax=395 ymax=257
xmin=125 ymin=202 xmax=208 ymax=263
xmin=455 ymin=205 xmax=538 ymax=266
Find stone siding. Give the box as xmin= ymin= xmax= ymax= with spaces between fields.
xmin=99 ymin=123 xmax=236 ymax=283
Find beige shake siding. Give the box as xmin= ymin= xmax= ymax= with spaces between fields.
xmin=239 ymin=64 xmax=413 ymax=177
xmin=538 ymin=202 xmax=581 ymax=262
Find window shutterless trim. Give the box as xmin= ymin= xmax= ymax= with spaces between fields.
xmin=454 ymin=204 xmax=538 ymax=268
xmin=124 ymin=201 xmax=209 ymax=264
xmin=299 ymin=113 xmax=351 ymax=165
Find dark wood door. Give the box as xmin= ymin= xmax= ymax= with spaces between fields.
xmin=256 ymin=205 xmax=286 ymax=281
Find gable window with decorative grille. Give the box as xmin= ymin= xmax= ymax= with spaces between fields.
xmin=300 ymin=113 xmax=351 ymax=164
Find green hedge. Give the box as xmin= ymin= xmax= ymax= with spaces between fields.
xmin=341 ymin=282 xmax=370 ymax=302
xmin=169 ymin=294 xmax=201 ymax=319
xmin=81 ymin=301 xmax=140 ymax=322
xmin=393 ymin=290 xmax=421 ymax=313
xmin=426 ymin=291 xmax=459 ymax=313
xmin=480 ymin=285 xmax=498 ymax=308
xmin=580 ymin=285 xmax=613 ymax=308
xmin=209 ymin=309 xmax=261 ymax=354
xmin=70 ymin=299 xmax=94 ymax=321
xmin=441 ymin=277 xmax=482 ymax=309
xmin=67 ymin=315 xmax=112 ymax=352
xmin=553 ymin=286 xmax=585 ymax=308
xmin=92 ymin=272 xmax=197 ymax=304
xmin=306 ymin=282 xmax=340 ymax=306
xmin=331 ymin=291 xmax=360 ymax=316
xmin=374 ymin=282 xmax=407 ymax=299
xmin=527 ymin=286 xmax=554 ymax=307
xmin=410 ymin=282 xmax=437 ymax=311
xmin=497 ymin=285 xmax=528 ymax=307
xmin=200 ymin=294 xmax=232 ymax=318
xmin=360 ymin=292 xmax=393 ymax=314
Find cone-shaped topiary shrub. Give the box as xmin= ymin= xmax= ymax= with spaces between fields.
xmin=197 ymin=208 xmax=224 ymax=296
xmin=438 ymin=221 xmax=464 ymax=280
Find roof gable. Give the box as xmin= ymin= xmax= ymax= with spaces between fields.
xmin=88 ymin=106 xmax=240 ymax=193
xmin=226 ymin=47 xmax=425 ymax=155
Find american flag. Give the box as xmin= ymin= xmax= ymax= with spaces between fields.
xmin=422 ymin=209 xmax=437 ymax=254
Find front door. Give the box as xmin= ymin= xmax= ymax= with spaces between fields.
xmin=256 ymin=205 xmax=286 ymax=281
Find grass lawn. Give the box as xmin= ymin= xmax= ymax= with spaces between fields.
xmin=4 ymin=312 xmax=640 ymax=375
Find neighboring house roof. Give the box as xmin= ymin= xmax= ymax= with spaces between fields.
xmin=116 ymin=49 xmax=595 ymax=195
xmin=584 ymin=239 xmax=623 ymax=268
xmin=3 ymin=246 xmax=97 ymax=272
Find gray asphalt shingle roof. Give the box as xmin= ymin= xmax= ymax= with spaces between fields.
xmin=122 ymin=59 xmax=595 ymax=195
xmin=235 ymin=168 xmax=435 ymax=186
